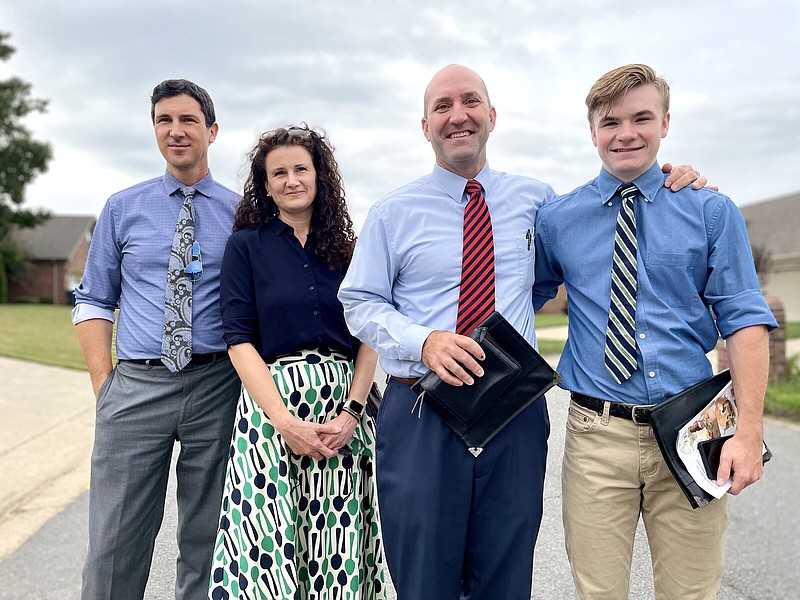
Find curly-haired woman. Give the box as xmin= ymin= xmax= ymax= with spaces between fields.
xmin=209 ymin=125 xmax=385 ymax=599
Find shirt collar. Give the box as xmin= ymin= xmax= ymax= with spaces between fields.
xmin=162 ymin=170 xmax=216 ymax=199
xmin=597 ymin=162 xmax=666 ymax=205
xmin=267 ymin=216 xmax=315 ymax=241
xmin=432 ymin=162 xmax=492 ymax=204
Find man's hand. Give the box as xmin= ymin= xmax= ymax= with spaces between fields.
xmin=421 ymin=330 xmax=485 ymax=386
xmin=716 ymin=430 xmax=764 ymax=495
xmin=662 ymin=162 xmax=718 ymax=192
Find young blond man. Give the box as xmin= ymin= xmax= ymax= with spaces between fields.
xmin=533 ymin=64 xmax=777 ymax=599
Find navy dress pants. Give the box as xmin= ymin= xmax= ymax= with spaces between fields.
xmin=376 ymin=379 xmax=549 ymax=600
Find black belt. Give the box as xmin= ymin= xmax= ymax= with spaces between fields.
xmin=120 ymin=352 xmax=228 ymax=367
xmin=571 ymin=392 xmax=654 ymax=425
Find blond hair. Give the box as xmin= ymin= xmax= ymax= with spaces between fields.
xmin=586 ymin=64 xmax=670 ymax=123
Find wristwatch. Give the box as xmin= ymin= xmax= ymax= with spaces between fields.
xmin=342 ymin=398 xmax=365 ymax=418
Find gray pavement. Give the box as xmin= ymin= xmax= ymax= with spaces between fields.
xmin=1 ymin=354 xmax=799 ymax=598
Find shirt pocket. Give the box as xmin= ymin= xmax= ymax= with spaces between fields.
xmin=645 ymin=251 xmax=698 ymax=308
xmin=515 ymin=235 xmax=535 ymax=290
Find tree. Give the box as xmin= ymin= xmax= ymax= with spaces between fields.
xmin=0 ymin=31 xmax=52 ymax=302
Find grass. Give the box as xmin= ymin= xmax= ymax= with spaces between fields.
xmin=535 ymin=313 xmax=569 ymax=328
xmin=0 ymin=304 xmax=86 ymax=369
xmin=785 ymin=321 xmax=800 ymax=340
xmin=765 ymin=356 xmax=800 ymax=422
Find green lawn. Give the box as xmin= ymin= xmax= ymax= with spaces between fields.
xmin=0 ymin=304 xmax=86 ymax=369
xmin=535 ymin=313 xmax=569 ymax=328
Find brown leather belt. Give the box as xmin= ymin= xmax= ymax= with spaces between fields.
xmin=389 ymin=375 xmax=420 ymax=386
xmin=571 ymin=392 xmax=655 ymax=425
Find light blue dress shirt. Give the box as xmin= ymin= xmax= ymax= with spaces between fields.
xmin=339 ymin=163 xmax=556 ymax=378
xmin=72 ymin=171 xmax=240 ymax=359
xmin=533 ymin=162 xmax=777 ymax=405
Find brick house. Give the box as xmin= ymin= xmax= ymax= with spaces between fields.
xmin=739 ymin=192 xmax=800 ymax=321
xmin=8 ymin=215 xmax=96 ymax=305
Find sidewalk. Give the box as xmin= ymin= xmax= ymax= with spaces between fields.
xmin=0 ymin=357 xmax=94 ymax=559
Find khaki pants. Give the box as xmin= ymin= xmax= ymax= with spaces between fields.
xmin=562 ymin=399 xmax=728 ymax=600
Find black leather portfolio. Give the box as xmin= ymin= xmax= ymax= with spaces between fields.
xmin=412 ymin=312 xmax=561 ymax=456
xmin=649 ymin=370 xmax=772 ymax=509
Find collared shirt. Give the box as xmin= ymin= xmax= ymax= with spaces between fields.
xmin=220 ymin=218 xmax=360 ymax=361
xmin=338 ymin=163 xmax=556 ymax=378
xmin=533 ymin=162 xmax=777 ymax=405
xmin=72 ymin=171 xmax=239 ymax=359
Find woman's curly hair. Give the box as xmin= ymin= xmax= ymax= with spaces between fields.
xmin=233 ymin=124 xmax=356 ymax=270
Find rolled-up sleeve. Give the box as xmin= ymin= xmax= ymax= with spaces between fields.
xmin=72 ymin=201 xmax=121 ymax=325
xmin=705 ymin=198 xmax=778 ymax=337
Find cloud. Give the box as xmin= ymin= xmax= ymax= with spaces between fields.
xmin=1 ymin=0 xmax=798 ymax=227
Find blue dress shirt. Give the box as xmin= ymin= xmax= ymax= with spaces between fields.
xmin=339 ymin=163 xmax=556 ymax=378
xmin=533 ymin=163 xmax=778 ymax=405
xmin=220 ymin=218 xmax=360 ymax=361
xmin=72 ymin=171 xmax=240 ymax=359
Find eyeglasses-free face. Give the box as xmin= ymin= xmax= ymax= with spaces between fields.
xmin=185 ymin=240 xmax=202 ymax=282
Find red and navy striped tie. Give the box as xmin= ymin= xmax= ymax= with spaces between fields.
xmin=455 ymin=179 xmax=495 ymax=335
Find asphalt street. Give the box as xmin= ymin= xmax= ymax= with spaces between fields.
xmin=1 ymin=384 xmax=798 ymax=599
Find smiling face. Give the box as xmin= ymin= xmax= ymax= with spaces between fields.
xmin=153 ymin=93 xmax=217 ymax=185
xmin=265 ymin=145 xmax=317 ymax=223
xmin=421 ymin=65 xmax=496 ymax=179
xmin=590 ymin=83 xmax=670 ymax=182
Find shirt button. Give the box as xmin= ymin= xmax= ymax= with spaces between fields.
xmin=639 ymin=333 xmax=646 ymax=339
xmin=309 ymin=285 xmax=315 ymax=291
xmin=313 ymin=310 xmax=319 ymax=316
xmin=648 ymin=371 xmax=656 ymax=378
xmin=303 ymin=263 xmax=309 ymax=268
xmin=607 ymin=202 xmax=613 ymax=207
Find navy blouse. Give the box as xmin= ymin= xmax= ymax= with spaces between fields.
xmin=220 ymin=218 xmax=360 ymax=361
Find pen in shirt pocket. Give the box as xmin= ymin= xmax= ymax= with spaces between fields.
xmin=526 ymin=228 xmax=533 ymax=251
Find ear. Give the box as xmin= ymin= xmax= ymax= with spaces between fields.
xmin=421 ymin=116 xmax=431 ymax=142
xmin=488 ymin=106 xmax=497 ymax=132
xmin=661 ymin=112 xmax=671 ymax=139
xmin=208 ymin=122 xmax=219 ymax=144
xmin=590 ymin=123 xmax=598 ymax=148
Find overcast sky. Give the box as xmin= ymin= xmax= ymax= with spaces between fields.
xmin=2 ymin=0 xmax=798 ymax=228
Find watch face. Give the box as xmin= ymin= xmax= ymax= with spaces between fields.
xmin=345 ymin=399 xmax=365 ymax=416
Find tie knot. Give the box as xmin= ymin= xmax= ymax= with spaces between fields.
xmin=618 ymin=184 xmax=638 ymax=203
xmin=180 ymin=186 xmax=196 ymax=199
xmin=465 ymin=179 xmax=483 ymax=198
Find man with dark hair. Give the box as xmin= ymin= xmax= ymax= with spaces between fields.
xmin=73 ymin=79 xmax=240 ymax=599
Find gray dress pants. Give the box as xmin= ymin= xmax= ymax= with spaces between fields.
xmin=81 ymin=357 xmax=239 ymax=600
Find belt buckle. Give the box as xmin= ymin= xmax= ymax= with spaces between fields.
xmin=630 ymin=405 xmax=650 ymax=426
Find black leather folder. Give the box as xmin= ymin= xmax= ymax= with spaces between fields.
xmin=411 ymin=312 xmax=561 ymax=456
xmin=649 ymin=370 xmax=772 ymax=509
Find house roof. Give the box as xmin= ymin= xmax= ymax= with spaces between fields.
xmin=12 ymin=215 xmax=96 ymax=261
xmin=739 ymin=192 xmax=800 ymax=258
